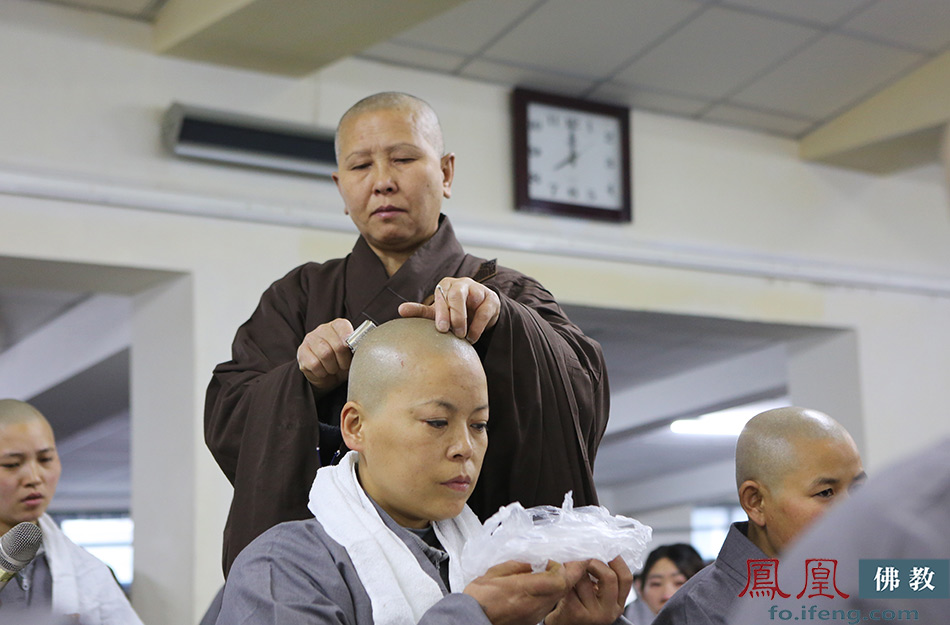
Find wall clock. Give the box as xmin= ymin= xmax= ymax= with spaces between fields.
xmin=512 ymin=87 xmax=631 ymax=222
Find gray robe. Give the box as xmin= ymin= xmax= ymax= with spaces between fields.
xmin=652 ymin=522 xmax=766 ymax=625
xmin=0 ymin=552 xmax=53 ymax=612
xmin=218 ymin=499 xmax=634 ymax=625
xmin=623 ymin=597 xmax=656 ymax=625
xmin=216 ymin=501 xmax=488 ymax=625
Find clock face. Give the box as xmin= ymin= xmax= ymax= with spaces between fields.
xmin=526 ymin=102 xmax=624 ymax=211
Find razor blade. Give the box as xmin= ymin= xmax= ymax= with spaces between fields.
xmin=345 ymin=319 xmax=377 ymax=352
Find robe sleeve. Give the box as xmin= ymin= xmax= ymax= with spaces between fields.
xmin=418 ymin=594 xmax=493 ymax=625
xmin=204 ymin=263 xmax=346 ymax=574
xmin=471 ymin=267 xmax=609 ymax=516
xmin=216 ymin=523 xmax=366 ymax=625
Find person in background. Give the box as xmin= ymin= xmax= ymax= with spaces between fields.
xmin=217 ymin=318 xmax=630 ymax=625
xmin=729 ymin=435 xmax=950 ymax=625
xmin=205 ymin=91 xmax=609 ymax=575
xmin=652 ymin=406 xmax=865 ymax=625
xmin=0 ymin=399 xmax=143 ymax=625
xmin=624 ymin=543 xmax=705 ymax=624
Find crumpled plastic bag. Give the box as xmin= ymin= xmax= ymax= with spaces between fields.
xmin=460 ymin=491 xmax=652 ymax=585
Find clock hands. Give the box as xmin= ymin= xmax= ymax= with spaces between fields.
xmin=553 ymin=130 xmax=600 ymax=171
xmin=553 ymin=128 xmax=579 ymax=171
xmin=553 ymin=151 xmax=578 ymax=171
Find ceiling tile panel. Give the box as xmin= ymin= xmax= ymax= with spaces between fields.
xmin=703 ymin=104 xmax=816 ymax=137
xmin=720 ymin=0 xmax=871 ymax=26
xmin=591 ymin=83 xmax=710 ymax=116
xmin=613 ymin=5 xmax=819 ymax=99
xmin=732 ymin=32 xmax=925 ymax=118
xmin=482 ymin=0 xmax=704 ymax=78
xmin=628 ymin=90 xmax=711 ymax=117
xmin=460 ymin=59 xmax=597 ymax=96
xmin=842 ymin=0 xmax=950 ymax=53
xmin=392 ymin=0 xmax=539 ymax=56
xmin=359 ymin=42 xmax=467 ymax=73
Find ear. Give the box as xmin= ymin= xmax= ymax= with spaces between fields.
xmin=739 ymin=479 xmax=768 ymax=528
xmin=634 ymin=577 xmax=643 ymax=596
xmin=441 ymin=153 xmax=455 ymax=199
xmin=340 ymin=401 xmax=366 ymax=451
xmin=331 ymin=172 xmax=349 ymax=215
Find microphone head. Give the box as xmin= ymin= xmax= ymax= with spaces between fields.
xmin=0 ymin=522 xmax=44 ymax=572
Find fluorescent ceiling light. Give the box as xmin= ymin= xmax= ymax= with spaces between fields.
xmin=670 ymin=397 xmax=790 ymax=436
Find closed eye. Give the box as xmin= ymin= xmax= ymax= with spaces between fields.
xmin=426 ymin=419 xmax=448 ymax=429
xmin=470 ymin=422 xmax=488 ymax=433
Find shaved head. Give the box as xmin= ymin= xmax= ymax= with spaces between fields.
xmin=347 ymin=318 xmax=482 ymax=413
xmin=736 ymin=406 xmax=855 ymax=491
xmin=335 ymin=92 xmax=444 ymax=162
xmin=736 ymin=406 xmax=864 ymax=557
xmin=0 ymin=399 xmax=48 ymax=429
xmin=341 ymin=318 xmax=488 ymax=527
xmin=0 ymin=399 xmax=61 ymax=534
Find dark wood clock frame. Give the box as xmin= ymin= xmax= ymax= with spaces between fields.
xmin=512 ymin=87 xmax=632 ymax=223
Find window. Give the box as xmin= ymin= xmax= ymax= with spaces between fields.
xmin=690 ymin=505 xmax=744 ymax=561
xmin=56 ymin=516 xmax=134 ymax=588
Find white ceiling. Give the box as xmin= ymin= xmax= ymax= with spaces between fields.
xmin=0 ymin=286 xmax=84 ymax=351
xmin=29 ymin=0 xmax=950 ymax=139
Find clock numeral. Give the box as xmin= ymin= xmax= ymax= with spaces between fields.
xmin=605 ymin=131 xmax=616 ymax=143
xmin=529 ymin=173 xmax=541 ymax=184
xmin=547 ymin=114 xmax=560 ymax=126
xmin=529 ymin=146 xmax=541 ymax=157
xmin=565 ymin=117 xmax=579 ymax=131
xmin=567 ymin=187 xmax=578 ymax=199
xmin=606 ymin=157 xmax=616 ymax=169
xmin=529 ymin=120 xmax=542 ymax=130
xmin=550 ymin=183 xmax=558 ymax=196
xmin=586 ymin=119 xmax=595 ymax=133
xmin=587 ymin=189 xmax=597 ymax=201
xmin=607 ymin=184 xmax=617 ymax=196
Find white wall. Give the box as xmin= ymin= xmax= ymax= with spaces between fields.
xmin=2 ymin=2 xmax=950 ymax=622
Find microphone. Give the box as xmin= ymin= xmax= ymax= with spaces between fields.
xmin=0 ymin=521 xmax=44 ymax=595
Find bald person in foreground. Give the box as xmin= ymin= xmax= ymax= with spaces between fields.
xmin=217 ymin=318 xmax=631 ymax=625
xmin=652 ymin=407 xmax=866 ymax=625
xmin=205 ymin=92 xmax=609 ymax=575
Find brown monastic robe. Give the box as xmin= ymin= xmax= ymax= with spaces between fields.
xmin=205 ymin=216 xmax=609 ymax=575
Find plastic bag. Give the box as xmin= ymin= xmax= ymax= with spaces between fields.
xmin=460 ymin=491 xmax=653 ymax=584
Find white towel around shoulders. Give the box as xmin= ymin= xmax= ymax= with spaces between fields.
xmin=308 ymin=451 xmax=483 ymax=625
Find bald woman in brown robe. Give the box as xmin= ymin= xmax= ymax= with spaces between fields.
xmin=205 ymin=93 xmax=610 ymax=575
